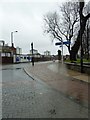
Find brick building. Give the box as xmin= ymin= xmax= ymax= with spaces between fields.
xmin=0 ymin=40 xmax=16 ymax=64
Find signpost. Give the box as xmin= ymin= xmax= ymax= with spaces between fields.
xmin=55 ymin=41 xmax=71 ymax=64
xmin=55 ymin=41 xmax=71 ymax=46
xmin=31 ymin=42 xmax=34 ymax=66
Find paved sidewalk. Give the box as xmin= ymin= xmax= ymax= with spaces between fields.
xmin=24 ymin=61 xmax=89 ymax=107
xmin=48 ymin=62 xmax=89 ymax=83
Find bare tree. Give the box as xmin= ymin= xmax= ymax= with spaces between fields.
xmin=43 ymin=0 xmax=90 ymax=61
xmin=43 ymin=2 xmax=79 ymax=54
xmin=44 ymin=12 xmax=62 ymax=41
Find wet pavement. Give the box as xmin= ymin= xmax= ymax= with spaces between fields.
xmin=1 ymin=62 xmax=89 ymax=118
xmin=24 ymin=61 xmax=89 ymax=108
xmin=0 ymin=65 xmax=2 ymax=120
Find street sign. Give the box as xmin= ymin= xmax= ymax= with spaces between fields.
xmin=55 ymin=41 xmax=71 ymax=64
xmin=55 ymin=41 xmax=71 ymax=46
xmin=55 ymin=42 xmax=61 ymax=45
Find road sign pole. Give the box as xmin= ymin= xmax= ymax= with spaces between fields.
xmin=31 ymin=42 xmax=34 ymax=66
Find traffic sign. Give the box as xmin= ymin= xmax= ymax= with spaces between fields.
xmin=55 ymin=42 xmax=62 ymax=45
xmin=55 ymin=41 xmax=71 ymax=46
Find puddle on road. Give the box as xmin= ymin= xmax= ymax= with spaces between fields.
xmin=48 ymin=63 xmax=68 ymax=76
xmin=2 ymin=68 xmax=22 ymax=71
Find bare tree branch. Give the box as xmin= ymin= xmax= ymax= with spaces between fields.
xmin=43 ymin=0 xmax=89 ymax=56
xmin=86 ymin=13 xmax=90 ymax=20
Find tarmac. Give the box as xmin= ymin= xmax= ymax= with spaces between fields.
xmin=24 ymin=61 xmax=90 ymax=107
xmin=2 ymin=64 xmax=89 ymax=118
xmin=1 ymin=61 xmax=89 ymax=118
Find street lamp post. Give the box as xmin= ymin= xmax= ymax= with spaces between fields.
xmin=11 ymin=31 xmax=18 ymax=47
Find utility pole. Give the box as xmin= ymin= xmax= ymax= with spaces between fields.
xmin=31 ymin=42 xmax=34 ymax=66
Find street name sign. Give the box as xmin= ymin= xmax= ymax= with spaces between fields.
xmin=55 ymin=41 xmax=71 ymax=46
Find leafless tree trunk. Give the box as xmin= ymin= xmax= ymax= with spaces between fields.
xmin=70 ymin=1 xmax=90 ymax=61
xmin=82 ymin=21 xmax=90 ymax=59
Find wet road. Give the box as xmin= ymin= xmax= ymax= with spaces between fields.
xmin=1 ymin=63 xmax=88 ymax=118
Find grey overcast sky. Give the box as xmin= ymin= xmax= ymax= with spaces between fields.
xmin=0 ymin=0 xmax=89 ymax=55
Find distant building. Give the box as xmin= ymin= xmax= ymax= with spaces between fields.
xmin=0 ymin=40 xmax=16 ymax=64
xmin=0 ymin=40 xmax=16 ymax=57
xmin=30 ymin=49 xmax=38 ymax=55
xmin=30 ymin=49 xmax=41 ymax=58
xmin=19 ymin=54 xmax=31 ymax=62
xmin=16 ymin=47 xmax=22 ymax=55
xmin=44 ymin=50 xmax=51 ymax=56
